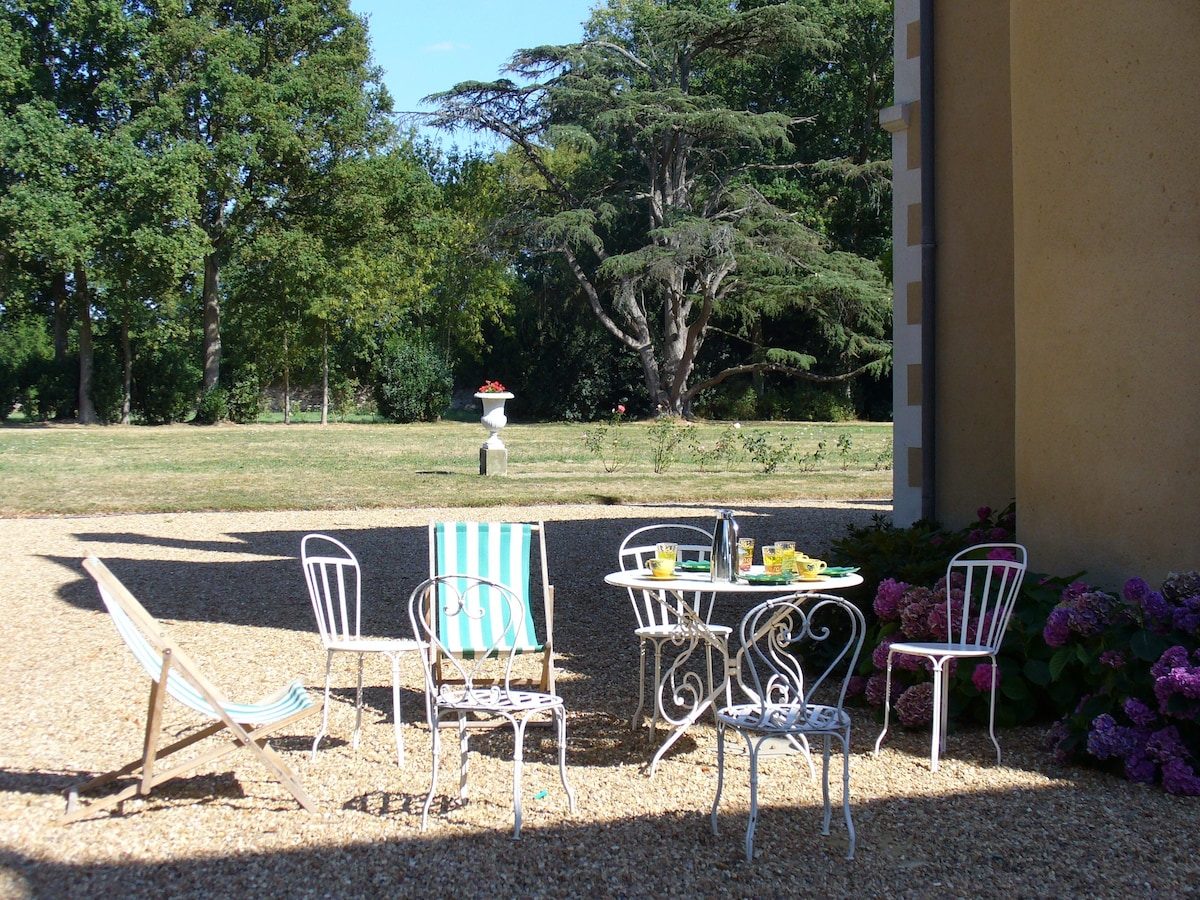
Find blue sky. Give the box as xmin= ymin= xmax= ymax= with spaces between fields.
xmin=348 ymin=0 xmax=599 ymax=146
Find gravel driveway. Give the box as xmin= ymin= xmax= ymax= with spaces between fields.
xmin=1 ymin=501 xmax=1195 ymax=898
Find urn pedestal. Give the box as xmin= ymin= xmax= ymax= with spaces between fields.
xmin=474 ymin=391 xmax=513 ymax=475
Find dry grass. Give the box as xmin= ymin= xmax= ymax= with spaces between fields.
xmin=0 ymin=420 xmax=892 ymax=515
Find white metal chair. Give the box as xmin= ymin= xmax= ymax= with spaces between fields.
xmin=873 ymin=542 xmax=1028 ymax=771
xmin=65 ymin=557 xmax=319 ymax=823
xmin=301 ymin=533 xmax=423 ymax=766
xmin=618 ymin=523 xmax=731 ymax=735
xmin=712 ymin=593 xmax=867 ymax=861
xmin=409 ymin=573 xmax=577 ymax=838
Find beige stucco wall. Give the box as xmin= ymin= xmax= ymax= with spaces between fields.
xmin=1009 ymin=1 xmax=1200 ymax=586
xmin=933 ymin=1 xmax=1017 ymax=528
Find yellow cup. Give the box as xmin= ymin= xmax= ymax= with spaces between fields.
xmin=762 ymin=545 xmax=783 ymax=576
xmin=647 ymin=557 xmax=676 ymax=578
xmin=796 ymin=557 xmax=827 ymax=577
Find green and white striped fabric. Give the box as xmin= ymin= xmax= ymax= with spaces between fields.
xmin=433 ymin=522 xmax=542 ymax=658
xmin=96 ymin=583 xmax=314 ymax=724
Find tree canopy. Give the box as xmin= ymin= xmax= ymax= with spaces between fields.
xmin=425 ymin=0 xmax=892 ymax=417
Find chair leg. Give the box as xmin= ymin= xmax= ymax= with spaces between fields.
xmin=458 ymin=716 xmax=470 ymax=802
xmin=556 ymin=706 xmax=577 ymax=814
xmin=873 ymin=650 xmax=896 ymax=756
xmin=390 ymin=653 xmax=404 ymax=767
xmin=420 ymin=712 xmax=441 ymax=832
xmin=820 ymin=735 xmax=833 ymax=836
xmin=631 ymin=637 xmax=648 ymax=731
xmin=649 ymin=639 xmax=665 ymax=740
xmin=839 ymin=730 xmax=855 ymax=860
xmin=511 ymin=716 xmax=528 ymax=839
xmin=930 ymin=659 xmax=949 ymax=772
xmin=351 ymin=653 xmax=365 ymax=750
xmin=311 ymin=650 xmax=335 ymax=762
xmin=986 ymin=655 xmax=1002 ymax=764
xmin=710 ymin=721 xmax=726 ymax=836
xmin=744 ymin=738 xmax=761 ymax=863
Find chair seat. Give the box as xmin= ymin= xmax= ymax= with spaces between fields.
xmin=716 ymin=702 xmax=850 ymax=735
xmin=326 ymin=637 xmax=423 ymax=654
xmin=635 ymin=623 xmax=732 ymax=639
xmin=889 ymin=640 xmax=995 ymax=658
xmin=436 ymin=688 xmax=565 ymax=715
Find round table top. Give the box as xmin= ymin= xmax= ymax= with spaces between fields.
xmin=604 ymin=567 xmax=863 ymax=594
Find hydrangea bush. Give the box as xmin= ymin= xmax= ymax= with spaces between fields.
xmin=1043 ymin=571 xmax=1200 ymax=795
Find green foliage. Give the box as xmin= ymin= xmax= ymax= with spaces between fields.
xmin=739 ymin=429 xmax=793 ymax=475
xmin=192 ymin=386 xmax=228 ymax=425
xmin=581 ymin=406 xmax=630 ymax=473
xmin=132 ymin=337 xmax=202 ymax=426
xmin=372 ymin=338 xmax=452 ymax=424
xmin=225 ymin=365 xmax=265 ymax=424
xmin=648 ymin=417 xmax=689 ymax=474
xmin=0 ymin=317 xmax=53 ymax=420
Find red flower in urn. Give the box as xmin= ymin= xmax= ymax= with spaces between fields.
xmin=478 ymin=380 xmax=507 ymax=393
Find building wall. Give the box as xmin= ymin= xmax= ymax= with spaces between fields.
xmin=887 ymin=0 xmax=1017 ymax=529
xmin=932 ymin=0 xmax=1017 ymax=528
xmin=1009 ymin=0 xmax=1200 ymax=586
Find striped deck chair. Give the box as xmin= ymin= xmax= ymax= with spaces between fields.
xmin=62 ymin=557 xmax=320 ymax=823
xmin=427 ymin=521 xmax=555 ymax=702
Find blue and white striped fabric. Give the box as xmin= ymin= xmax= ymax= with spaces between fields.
xmin=433 ymin=522 xmax=542 ymax=658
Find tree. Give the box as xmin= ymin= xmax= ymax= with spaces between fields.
xmin=426 ymin=0 xmax=890 ymax=417
xmin=136 ymin=0 xmax=393 ymax=391
xmin=0 ymin=0 xmax=148 ymax=423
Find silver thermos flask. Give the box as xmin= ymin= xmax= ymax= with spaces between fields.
xmin=710 ymin=509 xmax=739 ymax=582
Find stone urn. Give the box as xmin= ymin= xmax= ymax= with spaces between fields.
xmin=475 ymin=391 xmax=513 ymax=474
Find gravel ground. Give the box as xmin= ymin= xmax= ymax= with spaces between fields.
xmin=1 ymin=500 xmax=1196 ymax=899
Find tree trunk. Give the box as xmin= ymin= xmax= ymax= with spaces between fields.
xmin=74 ymin=265 xmax=99 ymax=425
xmin=120 ymin=316 xmax=132 ymax=425
xmin=320 ymin=325 xmax=329 ymax=426
xmin=202 ymin=252 xmax=221 ymax=391
xmin=282 ymin=332 xmax=291 ymax=425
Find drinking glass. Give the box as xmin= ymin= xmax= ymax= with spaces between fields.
xmin=737 ymin=537 xmax=755 ymax=573
xmin=762 ymin=544 xmax=783 ymax=576
xmin=776 ymin=541 xmax=796 ymax=578
xmin=655 ymin=542 xmax=678 ymax=563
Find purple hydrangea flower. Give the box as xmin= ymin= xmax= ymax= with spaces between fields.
xmin=1044 ymin=607 xmax=1072 ymax=647
xmin=846 ymin=675 xmax=868 ymax=699
xmin=1124 ymin=750 xmax=1157 ymax=784
xmin=1123 ymin=697 xmax=1158 ymax=728
xmin=972 ymin=662 xmax=999 ymax=693
xmin=1045 ymin=718 xmax=1074 ymax=763
xmin=895 ymin=682 xmax=935 ymax=727
xmin=1087 ymin=714 xmax=1137 ymax=760
xmin=977 ymin=506 xmax=993 ymax=522
xmin=1123 ymin=577 xmax=1150 ymax=603
xmin=873 ymin=578 xmax=908 ymax=621
xmin=1161 ymin=757 xmax=1200 ymax=795
xmin=864 ymin=672 xmax=889 ymax=707
xmin=1151 ymin=645 xmax=1191 ymax=680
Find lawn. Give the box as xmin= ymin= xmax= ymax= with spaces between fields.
xmin=0 ymin=418 xmax=893 ymax=515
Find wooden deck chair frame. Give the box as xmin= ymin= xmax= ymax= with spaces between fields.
xmin=426 ymin=521 xmax=555 ymax=726
xmin=62 ymin=557 xmax=320 ymax=823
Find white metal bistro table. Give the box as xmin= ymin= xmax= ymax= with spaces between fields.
xmin=604 ymin=567 xmax=864 ymax=775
